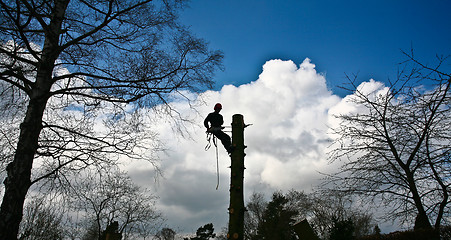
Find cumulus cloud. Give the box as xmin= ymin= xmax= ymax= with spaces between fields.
xmin=127 ymin=58 xmax=349 ymax=232
xmin=327 ymin=79 xmax=391 ymax=139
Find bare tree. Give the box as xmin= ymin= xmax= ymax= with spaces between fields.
xmin=244 ymin=192 xmax=267 ymax=240
xmin=308 ymin=191 xmax=374 ymax=239
xmin=0 ymin=0 xmax=223 ymax=238
xmin=68 ymin=169 xmax=164 ymax=240
xmin=15 ymin=169 xmax=164 ymax=240
xmin=18 ymin=196 xmax=66 ymax=240
xmin=327 ymin=52 xmax=450 ymax=230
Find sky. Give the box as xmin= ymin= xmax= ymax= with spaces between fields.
xmin=125 ymin=0 xmax=451 ymax=236
xmin=179 ymin=0 xmax=451 ymax=95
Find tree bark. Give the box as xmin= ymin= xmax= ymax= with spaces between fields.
xmin=408 ymin=176 xmax=432 ymax=230
xmin=0 ymin=97 xmax=48 ymax=239
xmin=401 ymin=166 xmax=432 ymax=230
xmin=0 ymin=1 xmax=69 ymax=238
xmin=228 ymin=114 xmax=245 ymax=240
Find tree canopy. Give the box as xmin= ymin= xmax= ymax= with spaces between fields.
xmin=327 ymin=52 xmax=450 ymax=230
xmin=0 ymin=0 xmax=223 ymax=238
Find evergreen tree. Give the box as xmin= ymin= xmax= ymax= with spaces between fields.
xmin=185 ymin=223 xmax=216 ymax=240
xmin=256 ymin=192 xmax=298 ymax=240
xmin=329 ymin=218 xmax=355 ymax=240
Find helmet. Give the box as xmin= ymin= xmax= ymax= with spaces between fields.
xmin=214 ymin=103 xmax=222 ymax=110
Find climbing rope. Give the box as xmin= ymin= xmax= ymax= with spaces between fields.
xmin=205 ymin=132 xmax=220 ymax=190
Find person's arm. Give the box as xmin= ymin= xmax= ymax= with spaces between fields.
xmin=204 ymin=114 xmax=211 ymax=129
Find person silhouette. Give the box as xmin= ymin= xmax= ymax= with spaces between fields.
xmin=204 ymin=103 xmax=233 ymax=154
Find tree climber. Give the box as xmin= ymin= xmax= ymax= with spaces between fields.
xmin=204 ymin=103 xmax=234 ymax=155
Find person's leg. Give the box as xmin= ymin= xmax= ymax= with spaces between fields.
xmin=213 ymin=131 xmax=232 ymax=153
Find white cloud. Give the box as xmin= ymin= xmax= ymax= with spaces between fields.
xmin=328 ymin=79 xmax=389 ymax=116
xmin=131 ymin=58 xmax=347 ymax=233
xmin=327 ymin=79 xmax=390 ymax=133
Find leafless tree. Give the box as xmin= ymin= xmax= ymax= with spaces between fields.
xmin=243 ymin=192 xmax=267 ymax=240
xmin=68 ymin=169 xmax=164 ymax=240
xmin=327 ymin=52 xmax=450 ymax=230
xmin=308 ymin=190 xmax=374 ymax=239
xmin=0 ymin=0 xmax=223 ymax=238
xmin=14 ymin=169 xmax=163 ymax=240
xmin=18 ymin=196 xmax=66 ymax=240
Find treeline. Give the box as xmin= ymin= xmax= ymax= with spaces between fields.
xmin=242 ymin=190 xmax=373 ymax=240
xmin=180 ymin=189 xmax=451 ymax=240
xmin=243 ymin=190 xmax=451 ymax=240
xmin=243 ymin=189 xmax=390 ymax=240
xmin=358 ymin=226 xmax=451 ymax=240
xmin=17 ymin=170 xmax=165 ymax=240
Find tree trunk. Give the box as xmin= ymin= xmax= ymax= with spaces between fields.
xmin=407 ymin=173 xmax=432 ymax=230
xmin=228 ymin=114 xmax=245 ymax=240
xmin=0 ymin=97 xmax=48 ymax=239
xmin=0 ymin=1 xmax=69 ymax=237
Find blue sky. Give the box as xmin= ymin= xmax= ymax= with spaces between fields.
xmin=180 ymin=0 xmax=451 ymax=95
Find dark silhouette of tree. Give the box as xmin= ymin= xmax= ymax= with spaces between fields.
xmin=184 ymin=223 xmax=216 ymax=240
xmin=328 ymin=217 xmax=355 ymax=240
xmin=155 ymin=228 xmax=176 ymax=240
xmin=308 ymin=191 xmax=374 ymax=239
xmin=16 ymin=169 xmax=163 ymax=240
xmin=244 ymin=190 xmax=374 ymax=240
xmin=82 ymin=222 xmax=100 ymax=240
xmin=373 ymin=225 xmax=381 ymax=237
xmin=68 ymin=170 xmax=163 ymax=240
xmin=256 ymin=192 xmax=298 ymax=240
xmin=100 ymin=221 xmax=121 ymax=240
xmin=0 ymin=0 xmax=223 ymax=238
xmin=18 ymin=197 xmax=65 ymax=240
xmin=244 ymin=192 xmax=267 ymax=240
xmin=327 ymin=52 xmax=450 ymax=230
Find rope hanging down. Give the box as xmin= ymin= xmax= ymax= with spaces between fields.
xmin=205 ymin=132 xmax=220 ymax=190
